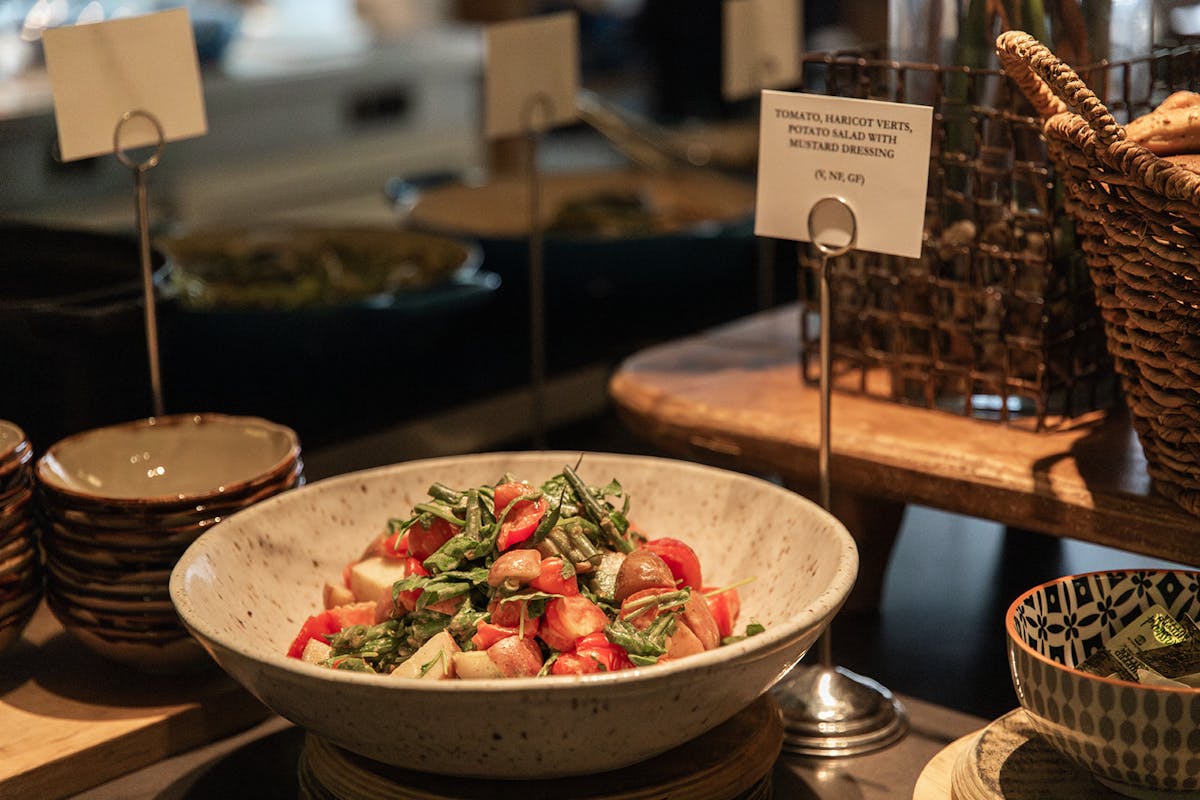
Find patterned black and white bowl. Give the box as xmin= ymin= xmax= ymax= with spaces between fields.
xmin=1007 ymin=569 xmax=1200 ymax=798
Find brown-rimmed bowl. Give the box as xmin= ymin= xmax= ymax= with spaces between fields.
xmin=1008 ymin=569 xmax=1200 ymax=797
xmin=36 ymin=413 xmax=299 ymax=510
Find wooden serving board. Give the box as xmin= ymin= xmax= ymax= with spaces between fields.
xmin=297 ymin=693 xmax=782 ymax=800
xmin=913 ymin=729 xmax=975 ymax=800
xmin=0 ymin=603 xmax=270 ymax=799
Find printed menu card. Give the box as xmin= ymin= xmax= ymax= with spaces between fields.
xmin=754 ymin=90 xmax=933 ymax=258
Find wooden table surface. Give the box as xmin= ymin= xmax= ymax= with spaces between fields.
xmin=0 ymin=604 xmax=270 ymax=800
xmin=609 ymin=305 xmax=1200 ymax=567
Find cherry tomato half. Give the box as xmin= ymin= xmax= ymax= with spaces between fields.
xmin=642 ymin=537 xmax=703 ymax=589
xmin=530 ymin=556 xmax=578 ymax=596
xmin=286 ymin=610 xmax=342 ymax=659
xmin=574 ymin=631 xmax=632 ymax=672
xmin=704 ymin=586 xmax=741 ymax=639
xmin=540 ymin=594 xmax=609 ymax=651
xmin=551 ymin=651 xmax=598 ymax=676
xmin=494 ymin=481 xmax=548 ymax=551
xmin=488 ymin=593 xmax=540 ymax=629
xmin=380 ymin=530 xmax=409 ymax=559
xmin=395 ymin=556 xmax=430 ymax=613
xmin=408 ymin=517 xmax=459 ymax=561
xmin=618 ymin=586 xmax=679 ymax=630
xmin=472 ymin=619 xmax=540 ymax=650
xmin=286 ymin=602 xmax=375 ymax=660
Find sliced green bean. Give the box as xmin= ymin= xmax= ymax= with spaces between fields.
xmin=413 ymin=502 xmax=465 ymax=527
xmin=562 ymin=465 xmax=631 ymax=553
xmin=525 ymin=490 xmax=563 ymax=547
xmin=464 ymin=488 xmax=481 ymax=541
xmin=428 ymin=482 xmax=464 ymax=505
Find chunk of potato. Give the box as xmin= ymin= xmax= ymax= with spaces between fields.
xmin=323 ymin=579 xmax=355 ymax=609
xmin=681 ymin=592 xmax=720 ymax=650
xmin=300 ymin=637 xmax=332 ymax=665
xmin=347 ymin=556 xmax=408 ymax=617
xmin=486 ymin=635 xmax=544 ymax=677
xmin=664 ymin=620 xmax=705 ymax=660
xmin=452 ymin=650 xmax=505 ymax=680
xmin=390 ymin=631 xmax=460 ymax=680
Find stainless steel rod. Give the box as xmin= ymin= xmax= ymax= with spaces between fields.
xmin=528 ymin=130 xmax=546 ymax=448
xmin=134 ymin=168 xmax=164 ymax=418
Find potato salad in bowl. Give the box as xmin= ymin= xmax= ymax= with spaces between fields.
xmin=287 ymin=464 xmax=757 ymax=680
xmin=171 ymin=452 xmax=857 ymax=778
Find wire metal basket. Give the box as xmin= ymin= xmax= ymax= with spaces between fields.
xmin=796 ymin=44 xmax=1200 ymax=429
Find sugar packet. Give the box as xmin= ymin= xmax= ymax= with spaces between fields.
xmin=1074 ymin=605 xmax=1200 ymax=687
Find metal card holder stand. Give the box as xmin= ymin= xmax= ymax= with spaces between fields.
xmin=114 ymin=108 xmax=167 ymax=418
xmin=770 ymin=196 xmax=908 ymax=757
xmin=521 ymin=92 xmax=555 ymax=449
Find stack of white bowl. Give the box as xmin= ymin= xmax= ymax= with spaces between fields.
xmin=37 ymin=413 xmax=301 ymax=672
xmin=0 ymin=419 xmax=39 ymax=655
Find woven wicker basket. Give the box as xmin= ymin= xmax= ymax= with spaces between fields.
xmin=998 ymin=30 xmax=1200 ymax=516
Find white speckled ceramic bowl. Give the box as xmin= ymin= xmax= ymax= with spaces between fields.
xmin=1008 ymin=569 xmax=1200 ymax=798
xmin=171 ymin=451 xmax=857 ymax=779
